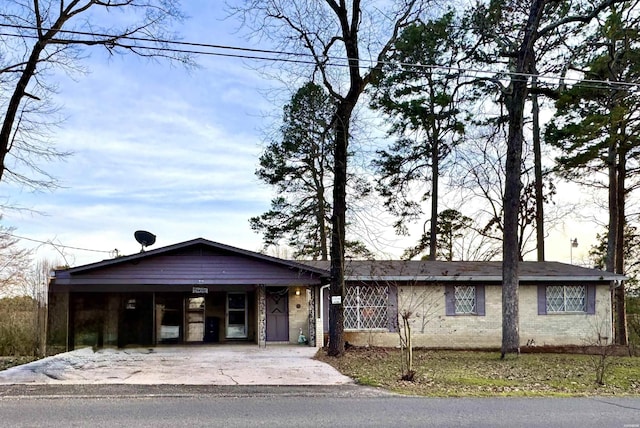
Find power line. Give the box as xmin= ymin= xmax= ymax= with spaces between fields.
xmin=5 ymin=232 xmax=112 ymax=254
xmin=0 ymin=22 xmax=307 ymax=57
xmin=0 ymin=22 xmax=638 ymax=92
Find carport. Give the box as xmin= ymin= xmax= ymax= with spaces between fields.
xmin=47 ymin=239 xmax=328 ymax=354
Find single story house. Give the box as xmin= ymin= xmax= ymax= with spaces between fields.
xmin=46 ymin=238 xmax=624 ymax=354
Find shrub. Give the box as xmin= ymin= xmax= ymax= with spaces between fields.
xmin=0 ymin=296 xmax=42 ymax=356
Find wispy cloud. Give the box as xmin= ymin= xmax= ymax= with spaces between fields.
xmin=2 ymin=5 xmax=278 ymax=266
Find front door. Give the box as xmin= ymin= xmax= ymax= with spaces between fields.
xmin=266 ymin=287 xmax=289 ymax=341
xmin=185 ymin=297 xmax=205 ymax=342
xmin=226 ymin=292 xmax=247 ymax=339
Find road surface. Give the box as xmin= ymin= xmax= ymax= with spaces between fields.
xmin=0 ymin=385 xmax=638 ymax=428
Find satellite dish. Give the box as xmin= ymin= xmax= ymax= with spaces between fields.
xmin=134 ymin=230 xmax=156 ymax=252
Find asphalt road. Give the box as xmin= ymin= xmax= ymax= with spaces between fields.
xmin=0 ymin=386 xmax=639 ymax=428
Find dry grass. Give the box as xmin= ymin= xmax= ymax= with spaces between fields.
xmin=315 ymin=347 xmax=640 ymax=396
xmin=0 ymin=296 xmax=44 ymax=357
xmin=0 ymin=356 xmax=38 ymax=371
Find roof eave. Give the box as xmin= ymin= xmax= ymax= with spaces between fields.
xmin=346 ymin=275 xmax=625 ymax=282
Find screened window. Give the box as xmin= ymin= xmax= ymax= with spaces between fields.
xmin=546 ymin=285 xmax=586 ymax=313
xmin=445 ymin=285 xmax=485 ymax=316
xmin=454 ymin=285 xmax=477 ymax=314
xmin=344 ymin=285 xmax=389 ymax=330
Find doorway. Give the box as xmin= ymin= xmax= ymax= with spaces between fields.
xmin=226 ymin=292 xmax=247 ymax=339
xmin=185 ymin=296 xmax=205 ymax=342
xmin=266 ymin=287 xmax=289 ymax=341
xmin=118 ymin=294 xmax=153 ymax=347
xmin=155 ymin=294 xmax=183 ymax=344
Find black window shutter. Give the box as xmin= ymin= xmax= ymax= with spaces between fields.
xmin=537 ymin=285 xmax=547 ymax=315
xmin=586 ymin=284 xmax=596 ymax=315
xmin=387 ymin=285 xmax=398 ymax=332
xmin=445 ymin=284 xmax=455 ymax=316
xmin=476 ymin=285 xmax=485 ymax=316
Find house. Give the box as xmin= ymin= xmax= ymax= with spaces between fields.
xmin=46 ymin=238 xmax=327 ymax=354
xmin=308 ymin=260 xmax=624 ymax=348
xmin=46 ymin=238 xmax=624 ymax=354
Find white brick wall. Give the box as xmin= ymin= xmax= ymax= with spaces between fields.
xmin=520 ymin=285 xmax=613 ymax=346
xmin=340 ymin=284 xmax=613 ymax=348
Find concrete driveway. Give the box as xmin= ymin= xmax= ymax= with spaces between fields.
xmin=0 ymin=345 xmax=353 ymax=386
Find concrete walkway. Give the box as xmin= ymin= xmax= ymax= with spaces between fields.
xmin=0 ymin=345 xmax=353 ymax=386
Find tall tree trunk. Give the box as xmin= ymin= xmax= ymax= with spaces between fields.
xmin=531 ymin=76 xmax=545 ymax=261
xmin=605 ymin=125 xmax=619 ymax=347
xmin=324 ymin=0 xmax=419 ymax=355
xmin=605 ymin=121 xmax=619 ymax=272
xmin=317 ymin=186 xmax=329 ymax=261
xmin=328 ymin=100 xmax=356 ymax=356
xmin=501 ymin=0 xmax=546 ymax=359
xmin=428 ymin=139 xmax=439 ymax=261
xmin=614 ymin=149 xmax=627 ymax=344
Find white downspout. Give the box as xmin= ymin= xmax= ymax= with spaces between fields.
xmin=319 ymin=284 xmax=330 ymax=347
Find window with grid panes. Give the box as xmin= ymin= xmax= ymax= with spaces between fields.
xmin=454 ymin=285 xmax=476 ymax=314
xmin=344 ymin=285 xmax=389 ymax=330
xmin=546 ymin=285 xmax=586 ymax=312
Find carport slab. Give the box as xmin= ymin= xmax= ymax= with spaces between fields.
xmin=0 ymin=345 xmax=353 ymax=386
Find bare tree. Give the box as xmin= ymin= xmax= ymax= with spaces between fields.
xmin=453 ymin=133 xmax=560 ymax=260
xmin=230 ymin=0 xmax=432 ymax=356
xmin=0 ymin=0 xmax=191 ymax=188
xmin=24 ymin=257 xmax=58 ymax=356
xmin=0 ymin=225 xmax=32 ymax=297
xmin=396 ymin=281 xmax=441 ymax=381
xmin=467 ymin=0 xmax=627 ymax=358
xmin=355 ymin=260 xmax=442 ymax=380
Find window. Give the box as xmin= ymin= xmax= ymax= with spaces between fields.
xmin=454 ymin=285 xmax=476 ymax=314
xmin=344 ymin=285 xmax=391 ymax=330
xmin=547 ymin=285 xmax=585 ymax=312
xmin=445 ymin=285 xmax=485 ymax=316
xmin=538 ymin=284 xmax=596 ymax=315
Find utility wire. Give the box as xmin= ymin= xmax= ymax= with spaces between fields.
xmin=5 ymin=232 xmax=112 ymax=254
xmin=0 ymin=21 xmax=636 ymax=256
xmin=0 ymin=22 xmax=638 ymax=92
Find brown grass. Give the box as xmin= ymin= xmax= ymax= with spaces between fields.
xmin=315 ymin=347 xmax=640 ymax=396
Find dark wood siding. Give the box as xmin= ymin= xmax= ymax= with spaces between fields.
xmin=55 ymin=245 xmax=323 ymax=286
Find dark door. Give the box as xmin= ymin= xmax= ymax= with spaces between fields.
xmin=118 ymin=294 xmax=153 ymax=347
xmin=266 ymin=287 xmax=289 ymax=341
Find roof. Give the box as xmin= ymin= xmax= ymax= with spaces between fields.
xmin=52 ymin=238 xmax=329 ymax=288
xmin=58 ymin=237 xmax=328 ymax=277
xmin=300 ymin=260 xmax=625 ymax=283
xmin=52 ymin=238 xmax=625 ymax=287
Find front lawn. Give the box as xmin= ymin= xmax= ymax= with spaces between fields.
xmin=316 ymin=347 xmax=640 ymax=396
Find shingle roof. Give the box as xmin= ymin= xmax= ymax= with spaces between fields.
xmin=59 ymin=238 xmax=328 ymax=277
xmin=300 ymin=260 xmax=625 ymax=283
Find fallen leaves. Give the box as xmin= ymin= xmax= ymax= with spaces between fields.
xmin=316 ymin=347 xmax=640 ymax=397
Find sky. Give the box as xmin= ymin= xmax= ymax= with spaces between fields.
xmin=1 ymin=1 xmax=601 ymax=269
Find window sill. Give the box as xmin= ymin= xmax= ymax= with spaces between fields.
xmin=544 ymin=311 xmax=588 ymax=315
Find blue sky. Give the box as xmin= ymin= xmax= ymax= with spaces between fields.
xmin=1 ymin=1 xmax=597 ymax=267
xmin=2 ymin=2 xmax=285 ymax=266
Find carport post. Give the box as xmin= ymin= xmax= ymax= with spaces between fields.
xmin=308 ymin=286 xmax=316 ymax=347
xmin=258 ymin=285 xmax=266 ymax=348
